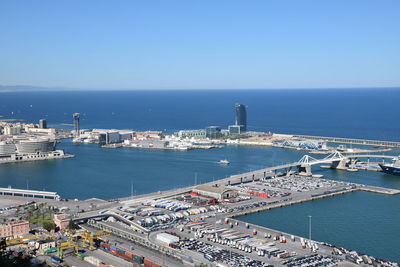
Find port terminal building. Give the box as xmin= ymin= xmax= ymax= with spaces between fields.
xmin=193 ymin=184 xmax=238 ymax=200
xmin=0 ymin=187 xmax=60 ymax=200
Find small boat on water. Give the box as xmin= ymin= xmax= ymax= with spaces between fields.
xmin=219 ymin=159 xmax=230 ymax=165
xmin=347 ymin=168 xmax=358 ymax=172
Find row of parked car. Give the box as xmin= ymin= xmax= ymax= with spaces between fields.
xmin=182 ymin=240 xmax=272 ymax=267
xmin=282 ymin=254 xmax=340 ymax=267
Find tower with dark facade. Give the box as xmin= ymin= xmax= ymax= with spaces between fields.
xmin=235 ymin=104 xmax=247 ymax=132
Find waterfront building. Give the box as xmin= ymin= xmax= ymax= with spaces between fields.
xmin=135 ymin=131 xmax=163 ymax=139
xmin=193 ymin=184 xmax=238 ymax=200
xmin=118 ymin=130 xmax=134 ymax=141
xmin=205 ymin=126 xmax=222 ymax=139
xmin=3 ymin=125 xmax=22 ymax=135
xmin=177 ymin=129 xmax=206 ymax=138
xmin=228 ymin=125 xmax=244 ymax=135
xmin=53 ymin=214 xmax=70 ymax=230
xmin=98 ymin=131 xmax=120 ymax=145
xmin=235 ymin=103 xmax=247 ymax=131
xmin=221 ymin=129 xmax=230 ymax=137
xmin=26 ymin=127 xmax=56 ymax=135
xmin=39 ymin=119 xmax=47 ymax=129
xmin=0 ymin=220 xmax=30 ymax=238
xmin=131 ymin=139 xmax=169 ymax=148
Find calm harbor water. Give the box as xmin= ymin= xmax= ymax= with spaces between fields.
xmin=0 ymin=89 xmax=399 ymax=262
xmin=0 ymin=141 xmax=306 ymax=199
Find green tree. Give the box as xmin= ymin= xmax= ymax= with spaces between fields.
xmin=68 ymin=220 xmax=79 ymax=230
xmin=43 ymin=221 xmax=56 ymax=232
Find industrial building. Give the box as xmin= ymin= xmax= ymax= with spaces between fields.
xmin=193 ymin=184 xmax=238 ymax=200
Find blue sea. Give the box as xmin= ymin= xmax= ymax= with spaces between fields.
xmin=1 ymin=88 xmax=400 ymax=262
xmin=1 ymin=88 xmax=400 ymax=140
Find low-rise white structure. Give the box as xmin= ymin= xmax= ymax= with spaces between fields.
xmin=156 ymin=232 xmax=179 ymax=245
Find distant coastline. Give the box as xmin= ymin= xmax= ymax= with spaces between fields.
xmin=1 ymin=85 xmax=400 ymax=93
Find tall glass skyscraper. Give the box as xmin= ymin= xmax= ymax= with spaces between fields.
xmin=235 ymin=104 xmax=247 ymax=131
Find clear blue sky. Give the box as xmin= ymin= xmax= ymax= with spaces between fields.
xmin=0 ymin=0 xmax=399 ymax=89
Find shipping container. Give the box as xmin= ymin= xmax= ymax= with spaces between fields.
xmin=44 ymin=247 xmax=57 ymax=254
xmin=133 ymin=255 xmax=144 ymax=264
xmin=125 ymin=250 xmax=133 ymax=259
xmin=144 ymin=258 xmax=162 ymax=267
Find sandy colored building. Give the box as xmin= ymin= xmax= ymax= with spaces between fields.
xmin=54 ymin=213 xmax=70 ymax=230
xmin=0 ymin=220 xmax=30 ymax=238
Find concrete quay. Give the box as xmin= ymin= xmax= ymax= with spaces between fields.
xmin=292 ymin=134 xmax=400 ymax=148
xmin=0 ymin=152 xmax=74 ymax=165
xmin=358 ymin=185 xmax=400 ymax=195
xmin=229 ymin=184 xmax=399 ymax=218
xmin=228 ymin=188 xmax=358 ymax=218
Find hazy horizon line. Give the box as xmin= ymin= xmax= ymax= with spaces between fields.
xmin=1 ymin=84 xmax=400 ymax=92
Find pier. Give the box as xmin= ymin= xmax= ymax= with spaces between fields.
xmin=292 ymin=134 xmax=400 ymax=148
xmin=0 ymin=150 xmax=74 ymax=165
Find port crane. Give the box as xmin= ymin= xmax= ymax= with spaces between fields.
xmin=79 ymin=229 xmax=110 ymax=251
xmin=57 ymin=241 xmax=79 ymax=259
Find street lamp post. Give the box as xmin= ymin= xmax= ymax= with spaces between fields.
xmin=308 ymin=215 xmax=312 ymax=241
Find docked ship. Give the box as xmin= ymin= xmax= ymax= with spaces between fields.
xmin=379 ymin=157 xmax=400 ymax=176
